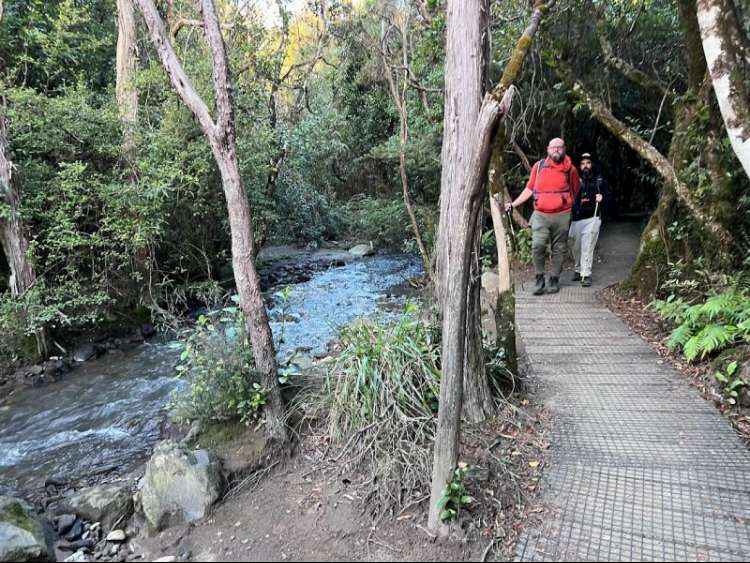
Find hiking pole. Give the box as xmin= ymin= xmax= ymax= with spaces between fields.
xmin=505 ymin=206 xmax=517 ymax=250
xmin=504 ymin=205 xmax=525 ymax=291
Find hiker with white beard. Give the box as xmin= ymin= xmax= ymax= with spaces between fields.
xmin=506 ymin=138 xmax=581 ymax=295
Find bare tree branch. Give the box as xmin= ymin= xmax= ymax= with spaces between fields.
xmin=136 ymin=0 xmax=216 ymax=136
xmin=595 ymin=9 xmax=673 ymax=99
xmin=557 ymin=63 xmax=732 ymax=244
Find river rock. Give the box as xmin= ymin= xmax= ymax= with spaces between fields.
xmin=290 ymin=355 xmax=314 ymax=371
xmin=58 ymin=483 xmax=133 ymax=531
xmin=105 ymin=530 xmax=126 ymax=542
xmin=72 ymin=344 xmax=96 ymax=363
xmin=0 ymin=496 xmax=50 ymax=562
xmin=44 ymin=359 xmax=67 ymax=379
xmin=138 ymin=441 xmax=224 ymax=532
xmin=64 ymin=518 xmax=83 ymax=541
xmin=56 ymin=514 xmax=77 ymax=535
xmin=348 ymin=243 xmax=374 ymax=257
xmin=63 ymin=551 xmax=90 ymax=563
xmin=141 ymin=323 xmax=156 ymax=339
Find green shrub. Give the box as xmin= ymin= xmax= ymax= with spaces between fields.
xmin=342 ymin=196 xmax=436 ymax=252
xmin=652 ymin=290 xmax=750 ymax=362
xmin=167 ymin=298 xmax=267 ymax=425
xmin=322 ymin=304 xmax=440 ymax=514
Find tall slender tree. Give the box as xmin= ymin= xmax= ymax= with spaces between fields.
xmin=135 ymin=0 xmax=288 ymax=445
xmin=428 ymin=0 xmax=555 ymax=531
xmin=0 ymin=0 xmax=48 ymax=357
xmin=117 ymin=0 xmax=138 ymax=161
xmin=380 ymin=6 xmax=434 ymax=283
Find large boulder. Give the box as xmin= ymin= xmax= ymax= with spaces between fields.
xmin=0 ymin=496 xmax=49 ymax=562
xmin=138 ymin=441 xmax=224 ymax=532
xmin=348 ymin=243 xmax=374 ymax=257
xmin=57 ymin=483 xmax=133 ymax=531
xmin=72 ymin=344 xmax=97 ymax=363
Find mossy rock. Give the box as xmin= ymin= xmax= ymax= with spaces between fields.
xmin=138 ymin=440 xmax=224 ymax=532
xmin=186 ymin=420 xmax=270 ymax=477
xmin=0 ymin=496 xmax=49 ymax=562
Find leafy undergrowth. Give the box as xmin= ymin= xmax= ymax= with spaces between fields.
xmin=313 ymin=305 xmax=441 ymax=516
xmin=293 ymin=306 xmax=550 ymax=559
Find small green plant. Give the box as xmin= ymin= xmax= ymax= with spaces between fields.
xmin=512 ymin=227 xmax=533 ymax=265
xmin=274 ymin=286 xmax=294 ymax=347
xmin=168 ymin=296 xmax=268 ymax=426
xmin=277 ymin=359 xmax=302 ymax=385
xmin=437 ymin=463 xmax=474 ymax=523
xmin=652 ymin=291 xmax=750 ymax=362
xmin=715 ymin=361 xmax=745 ymax=405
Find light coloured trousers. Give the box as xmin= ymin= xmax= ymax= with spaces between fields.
xmin=569 ymin=217 xmax=601 ymax=277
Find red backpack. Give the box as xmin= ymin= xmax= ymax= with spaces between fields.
xmin=533 ymin=159 xmax=573 ymax=214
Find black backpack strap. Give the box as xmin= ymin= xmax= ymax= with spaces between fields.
xmin=533 ymin=159 xmax=545 ymax=198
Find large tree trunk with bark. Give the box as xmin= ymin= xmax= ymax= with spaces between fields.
xmin=117 ymin=0 xmax=152 ymax=302
xmin=428 ymin=0 xmax=554 ymax=532
xmin=0 ymin=117 xmax=35 ymax=299
xmin=0 ymin=4 xmax=47 ymax=357
xmin=135 ymin=0 xmax=288 ymax=445
xmin=433 ymin=0 xmax=494 ymax=426
xmin=696 ymin=0 xmax=750 ymax=180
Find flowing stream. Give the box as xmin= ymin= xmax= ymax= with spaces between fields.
xmin=0 ymin=252 xmax=422 ymax=498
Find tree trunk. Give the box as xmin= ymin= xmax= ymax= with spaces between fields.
xmin=696 ymin=0 xmax=750 ymax=180
xmin=135 ymin=0 xmax=288 ymax=445
xmin=1 ymin=1 xmax=47 ymax=357
xmin=117 ymin=0 xmax=152 ymax=302
xmin=432 ymin=0 xmax=494 ymax=426
xmin=434 ymin=0 xmax=487 ymax=308
xmin=381 ymin=19 xmax=435 ymax=284
xmin=488 ymin=134 xmax=517 ymax=379
xmin=0 ymin=98 xmax=47 ymax=357
xmin=117 ymin=0 xmax=138 ymax=161
xmin=428 ymin=0 xmax=555 ymax=532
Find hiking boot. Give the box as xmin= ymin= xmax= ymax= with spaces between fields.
xmin=547 ymin=276 xmax=560 ymax=293
xmin=532 ymin=274 xmax=546 ymax=295
xmin=571 ymin=272 xmax=581 ymax=282
xmin=581 ymin=276 xmax=592 ymax=287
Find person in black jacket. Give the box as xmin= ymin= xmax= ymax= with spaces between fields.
xmin=569 ymin=153 xmax=609 ymax=287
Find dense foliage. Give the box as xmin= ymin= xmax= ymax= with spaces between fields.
xmin=1 ymin=0 xmax=749 ymax=366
